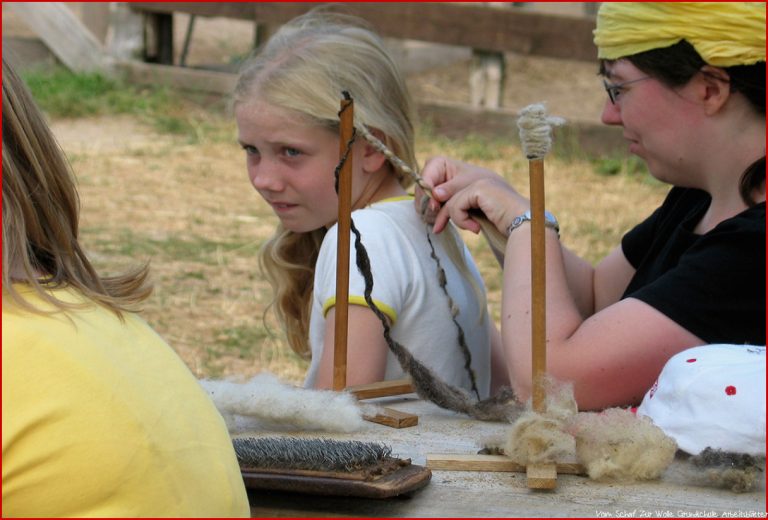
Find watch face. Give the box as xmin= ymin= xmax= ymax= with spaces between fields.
xmin=508 ymin=210 xmax=559 ymax=237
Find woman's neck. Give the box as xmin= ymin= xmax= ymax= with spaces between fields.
xmin=693 ymin=107 xmax=764 ymax=234
xmin=694 ymin=174 xmax=764 ymax=234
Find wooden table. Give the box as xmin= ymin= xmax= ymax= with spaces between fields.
xmin=245 ymin=396 xmax=766 ymax=518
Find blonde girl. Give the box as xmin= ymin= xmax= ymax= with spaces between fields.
xmin=234 ymin=12 xmax=505 ymax=395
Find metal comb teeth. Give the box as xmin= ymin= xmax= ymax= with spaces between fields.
xmin=234 ymin=437 xmax=394 ymax=472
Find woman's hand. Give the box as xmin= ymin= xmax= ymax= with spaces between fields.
xmin=415 ymin=156 xmax=529 ymax=235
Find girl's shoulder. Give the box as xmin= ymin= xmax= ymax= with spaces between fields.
xmin=320 ymin=196 xmax=429 ymax=262
xmin=362 ymin=196 xmax=416 ymax=216
xmin=321 ymin=197 xmax=417 ymax=248
xmin=350 ymin=196 xmax=423 ymax=233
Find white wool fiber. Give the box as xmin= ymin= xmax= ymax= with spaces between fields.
xmin=516 ymin=103 xmax=566 ymax=160
xmin=569 ymin=407 xmax=677 ymax=481
xmin=505 ymin=410 xmax=576 ymax=464
xmin=503 ymin=378 xmax=677 ymax=483
xmin=199 ymin=373 xmax=377 ymax=433
xmin=505 ymin=378 xmax=578 ymax=464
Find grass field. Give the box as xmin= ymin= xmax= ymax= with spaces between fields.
xmin=27 ymin=68 xmax=669 ymax=385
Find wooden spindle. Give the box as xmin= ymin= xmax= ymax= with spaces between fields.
xmin=529 ymin=158 xmax=547 ymax=413
xmin=333 ymin=97 xmax=354 ymax=391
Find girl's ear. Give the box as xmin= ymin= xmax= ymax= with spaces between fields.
xmin=697 ymin=66 xmax=732 ymax=116
xmin=360 ymin=129 xmax=389 ymax=174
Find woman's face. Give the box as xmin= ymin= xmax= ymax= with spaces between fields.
xmin=235 ymin=99 xmax=365 ymax=233
xmin=600 ymin=60 xmax=705 ymax=186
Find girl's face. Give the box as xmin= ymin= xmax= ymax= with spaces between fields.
xmin=236 ymin=99 xmax=359 ymax=233
xmin=600 ymin=60 xmax=705 ymax=186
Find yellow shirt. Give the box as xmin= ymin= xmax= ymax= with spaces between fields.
xmin=2 ymin=286 xmax=250 ymax=517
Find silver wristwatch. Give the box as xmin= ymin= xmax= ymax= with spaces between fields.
xmin=506 ymin=210 xmax=560 ymax=238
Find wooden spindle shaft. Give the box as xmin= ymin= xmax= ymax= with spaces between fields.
xmin=529 ymin=158 xmax=547 ymax=413
xmin=333 ymin=98 xmax=354 ymax=391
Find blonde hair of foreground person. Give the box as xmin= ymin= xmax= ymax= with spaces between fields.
xmin=2 ymin=57 xmax=250 ymax=517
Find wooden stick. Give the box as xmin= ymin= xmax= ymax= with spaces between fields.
xmin=529 ymin=158 xmax=547 ymax=413
xmin=345 ymin=378 xmax=414 ymax=400
xmin=363 ymin=408 xmax=419 ymax=429
xmin=426 ymin=454 xmax=585 ymax=475
xmin=527 ymin=462 xmax=558 ymax=489
xmin=333 ymin=97 xmax=354 ymax=391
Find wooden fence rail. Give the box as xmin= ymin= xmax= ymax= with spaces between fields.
xmin=129 ymin=2 xmax=597 ymax=63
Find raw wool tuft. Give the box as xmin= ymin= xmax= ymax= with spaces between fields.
xmin=539 ymin=376 xmax=579 ymax=421
xmin=516 ymin=103 xmax=566 ymax=160
xmin=505 ymin=411 xmax=576 ymax=465
xmin=667 ymin=448 xmax=766 ymax=493
xmin=504 ymin=378 xmax=577 ymax=464
xmin=504 ymin=378 xmax=677 ymax=482
xmin=199 ymin=373 xmax=378 ymax=433
xmin=498 ymin=378 xmax=761 ymax=491
xmin=569 ymin=407 xmax=677 ymax=481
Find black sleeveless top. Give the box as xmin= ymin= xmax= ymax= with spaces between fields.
xmin=622 ymin=187 xmax=766 ymax=345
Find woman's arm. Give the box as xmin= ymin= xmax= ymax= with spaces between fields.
xmin=593 ymin=245 xmax=636 ymax=312
xmin=420 ymin=156 xmax=704 ymax=410
xmin=555 ymin=243 xmax=637 ymax=318
xmin=488 ymin=319 xmax=510 ymax=394
xmin=501 ymin=225 xmax=703 ymax=410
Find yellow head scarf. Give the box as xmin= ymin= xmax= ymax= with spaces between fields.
xmin=594 ymin=2 xmax=766 ymax=67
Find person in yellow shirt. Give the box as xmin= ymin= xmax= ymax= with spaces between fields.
xmin=2 ymin=58 xmax=250 ymax=517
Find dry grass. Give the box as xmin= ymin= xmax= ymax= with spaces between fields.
xmin=52 ymin=108 xmax=668 ymax=386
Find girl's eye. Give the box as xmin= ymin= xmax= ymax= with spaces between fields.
xmin=283 ymin=147 xmax=302 ymax=158
xmin=241 ymin=144 xmax=259 ymax=156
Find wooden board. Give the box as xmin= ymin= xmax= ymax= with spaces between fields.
xmin=128 ymin=2 xmax=597 ymax=61
xmin=426 ymin=453 xmax=585 ymax=475
xmin=112 ymin=62 xmax=626 ymax=158
xmin=347 ymin=379 xmax=414 ymax=400
xmin=364 ymin=408 xmax=418 ymax=429
xmin=6 ymin=2 xmax=108 ymax=73
xmin=241 ymin=463 xmax=431 ymax=499
xmin=527 ymin=462 xmax=558 ymax=490
xmin=116 ymin=61 xmax=237 ymax=93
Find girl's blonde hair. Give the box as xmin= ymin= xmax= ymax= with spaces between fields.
xmin=234 ymin=11 xmax=484 ymax=358
xmin=2 ymin=58 xmax=151 ymax=316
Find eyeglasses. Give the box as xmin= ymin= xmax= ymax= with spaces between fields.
xmin=603 ymin=77 xmax=651 ymax=104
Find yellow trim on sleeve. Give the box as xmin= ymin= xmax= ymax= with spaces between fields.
xmin=368 ymin=195 xmax=413 ymax=207
xmin=322 ymin=296 xmax=398 ymax=324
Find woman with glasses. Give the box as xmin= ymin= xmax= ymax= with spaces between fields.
xmin=416 ymin=2 xmax=764 ymax=453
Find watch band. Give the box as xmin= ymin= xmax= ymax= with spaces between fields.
xmin=506 ymin=210 xmax=560 ymax=238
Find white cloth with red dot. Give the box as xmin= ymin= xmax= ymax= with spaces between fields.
xmin=637 ymin=344 xmax=766 ymax=456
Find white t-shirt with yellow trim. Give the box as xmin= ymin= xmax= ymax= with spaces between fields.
xmin=306 ymin=197 xmax=491 ymax=397
xmin=2 ymin=285 xmax=250 ymax=517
